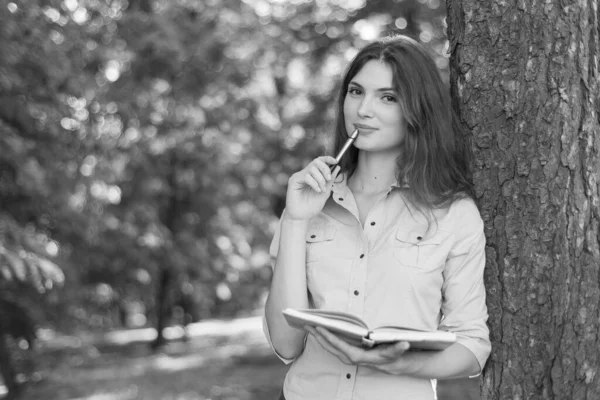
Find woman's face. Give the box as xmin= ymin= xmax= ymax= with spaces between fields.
xmin=343 ymin=60 xmax=406 ymax=154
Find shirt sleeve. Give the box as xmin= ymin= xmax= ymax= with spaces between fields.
xmin=438 ymin=199 xmax=491 ymax=375
xmin=262 ymin=211 xmax=297 ymax=364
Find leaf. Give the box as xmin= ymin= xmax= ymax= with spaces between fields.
xmin=0 ymin=246 xmax=27 ymax=281
xmin=16 ymin=157 xmax=49 ymax=196
xmin=0 ymin=246 xmax=64 ymax=292
xmin=0 ymin=213 xmax=64 ymax=292
xmin=34 ymin=257 xmax=65 ymax=286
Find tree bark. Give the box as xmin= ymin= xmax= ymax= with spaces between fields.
xmin=447 ymin=0 xmax=600 ymax=398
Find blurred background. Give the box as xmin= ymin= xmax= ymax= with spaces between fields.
xmin=0 ymin=0 xmax=452 ymax=399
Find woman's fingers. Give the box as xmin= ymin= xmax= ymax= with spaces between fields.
xmin=330 ymin=165 xmax=341 ymax=182
xmin=324 ymin=166 xmax=340 ymax=192
xmin=378 ymin=341 xmax=410 ymax=360
xmin=306 ymin=326 xmax=352 ymax=364
xmin=314 ymin=158 xmax=333 ymax=181
xmin=304 ymin=174 xmax=322 ymax=193
xmin=308 ymin=165 xmax=327 ymax=192
xmin=318 ymin=156 xmax=338 ymax=167
xmin=315 ymin=327 xmax=366 ymax=364
xmin=314 ymin=327 xmax=410 ymax=368
xmin=308 ymin=326 xmax=412 ymax=373
xmin=307 ymin=157 xmax=339 ymax=193
xmin=294 ymin=156 xmax=340 ymax=194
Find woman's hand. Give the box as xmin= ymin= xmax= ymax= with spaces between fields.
xmin=285 ymin=156 xmax=340 ymax=221
xmin=306 ymin=326 xmax=411 ymax=375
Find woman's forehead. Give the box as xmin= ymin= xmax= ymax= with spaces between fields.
xmin=351 ymin=60 xmax=394 ymax=90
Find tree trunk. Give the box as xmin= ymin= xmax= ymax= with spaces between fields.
xmin=151 ymin=267 xmax=173 ymax=350
xmin=0 ymin=334 xmax=19 ymax=400
xmin=152 ymin=151 xmax=180 ymax=350
xmin=447 ymin=0 xmax=600 ymax=399
xmin=126 ymin=0 xmax=153 ymax=13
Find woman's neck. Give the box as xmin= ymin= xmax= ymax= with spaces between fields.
xmin=348 ymin=151 xmax=399 ymax=195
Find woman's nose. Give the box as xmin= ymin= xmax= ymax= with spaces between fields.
xmin=357 ymin=97 xmax=374 ymax=118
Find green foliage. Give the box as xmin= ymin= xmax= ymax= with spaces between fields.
xmin=0 ymin=0 xmax=449 ymax=392
xmin=0 ymin=0 xmax=447 ymax=337
xmin=0 ymin=213 xmax=64 ymax=291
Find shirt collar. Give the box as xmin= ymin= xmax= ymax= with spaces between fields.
xmin=331 ymin=173 xmax=408 ymax=197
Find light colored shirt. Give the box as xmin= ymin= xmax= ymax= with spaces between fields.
xmin=264 ymin=174 xmax=491 ymax=400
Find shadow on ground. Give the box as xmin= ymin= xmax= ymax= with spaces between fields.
xmin=4 ymin=316 xmax=481 ymax=400
xmin=11 ymin=318 xmax=289 ymax=400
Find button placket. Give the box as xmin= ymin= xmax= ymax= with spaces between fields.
xmin=336 ymin=365 xmax=358 ymax=399
xmin=348 ymin=239 xmax=368 ymax=329
xmin=351 ymin=253 xmax=365 ymax=305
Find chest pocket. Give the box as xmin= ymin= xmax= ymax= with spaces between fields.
xmin=393 ymin=228 xmax=443 ymax=269
xmin=306 ymin=225 xmax=337 ymax=263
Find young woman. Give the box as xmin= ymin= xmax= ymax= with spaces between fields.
xmin=264 ymin=35 xmax=491 ymax=400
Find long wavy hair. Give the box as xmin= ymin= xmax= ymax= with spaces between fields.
xmin=332 ymin=35 xmax=474 ymax=210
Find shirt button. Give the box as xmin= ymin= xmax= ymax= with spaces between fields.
xmin=338 ymin=197 xmax=344 ymax=201
xmin=417 ymin=236 xmax=422 ymax=240
xmin=359 ymin=254 xmax=364 ymax=259
xmin=310 ymin=235 xmax=316 ymax=238
xmin=354 ymin=290 xmax=359 ymax=296
xmin=346 ymin=373 xmax=352 ymax=379
xmin=370 ymin=221 xmax=375 ymax=226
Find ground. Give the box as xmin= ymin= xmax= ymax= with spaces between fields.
xmin=1 ymin=316 xmax=480 ymax=400
xmin=3 ymin=317 xmax=288 ymax=400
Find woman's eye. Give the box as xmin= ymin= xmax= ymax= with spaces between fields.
xmin=348 ymin=88 xmax=362 ymax=96
xmin=382 ymin=95 xmax=397 ymax=103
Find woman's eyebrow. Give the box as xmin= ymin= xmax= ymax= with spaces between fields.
xmin=348 ymin=81 xmax=396 ymax=92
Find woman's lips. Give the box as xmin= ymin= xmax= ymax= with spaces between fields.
xmin=353 ymin=124 xmax=377 ymax=134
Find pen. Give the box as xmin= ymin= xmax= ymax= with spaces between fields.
xmin=330 ymin=129 xmax=359 ymax=171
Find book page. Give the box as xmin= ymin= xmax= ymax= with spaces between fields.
xmin=369 ymin=328 xmax=456 ymax=351
xmin=292 ymin=309 xmax=369 ymax=328
xmin=373 ymin=325 xmax=427 ymax=331
xmin=282 ymin=308 xmax=369 ymax=343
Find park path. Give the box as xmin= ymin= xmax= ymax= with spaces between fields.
xmin=1 ymin=316 xmax=480 ymax=400
xmin=5 ymin=316 xmax=288 ymax=400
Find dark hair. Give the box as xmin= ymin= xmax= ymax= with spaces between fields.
xmin=332 ymin=35 xmax=474 ymax=210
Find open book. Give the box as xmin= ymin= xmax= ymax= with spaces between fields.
xmin=283 ymin=308 xmax=456 ymax=350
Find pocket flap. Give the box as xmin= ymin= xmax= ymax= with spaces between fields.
xmin=306 ymin=225 xmax=336 ymax=243
xmin=395 ymin=228 xmax=442 ymax=246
